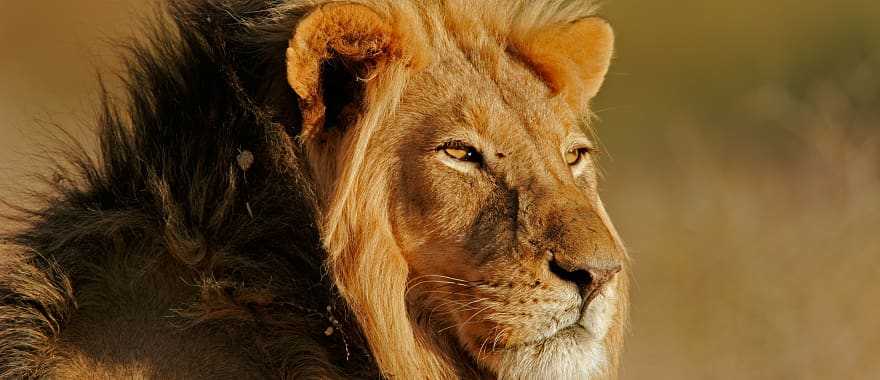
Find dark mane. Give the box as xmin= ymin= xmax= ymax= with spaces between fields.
xmin=0 ymin=1 xmax=375 ymax=378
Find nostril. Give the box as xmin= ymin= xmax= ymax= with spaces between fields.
xmin=548 ymin=258 xmax=593 ymax=289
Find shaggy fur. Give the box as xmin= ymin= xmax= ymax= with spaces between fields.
xmin=1 ymin=1 xmax=366 ymax=377
xmin=0 ymin=0 xmax=626 ymax=379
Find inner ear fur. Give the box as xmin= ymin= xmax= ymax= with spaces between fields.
xmin=286 ymin=3 xmax=403 ymax=140
xmin=515 ymin=17 xmax=615 ymax=112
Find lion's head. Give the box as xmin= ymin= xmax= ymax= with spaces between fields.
xmin=285 ymin=1 xmax=628 ymax=378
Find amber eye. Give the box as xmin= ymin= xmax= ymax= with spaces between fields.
xmin=565 ymin=148 xmax=590 ymax=166
xmin=440 ymin=143 xmax=483 ymax=163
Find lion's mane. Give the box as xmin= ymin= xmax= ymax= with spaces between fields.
xmin=0 ymin=1 xmax=607 ymax=378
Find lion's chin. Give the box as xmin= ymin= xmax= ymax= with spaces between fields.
xmin=491 ymin=326 xmax=609 ymax=380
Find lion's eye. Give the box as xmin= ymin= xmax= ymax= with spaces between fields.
xmin=440 ymin=144 xmax=482 ymax=163
xmin=565 ymin=148 xmax=590 ymax=166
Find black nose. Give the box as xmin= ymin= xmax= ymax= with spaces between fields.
xmin=548 ymin=254 xmax=621 ymax=298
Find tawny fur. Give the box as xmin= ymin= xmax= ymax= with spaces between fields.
xmin=0 ymin=1 xmax=628 ymax=379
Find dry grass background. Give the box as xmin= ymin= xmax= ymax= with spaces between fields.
xmin=1 ymin=1 xmax=878 ymax=379
xmin=599 ymin=1 xmax=880 ymax=378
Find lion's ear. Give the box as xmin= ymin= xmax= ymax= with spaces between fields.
xmin=516 ymin=17 xmax=614 ymax=111
xmin=286 ymin=4 xmax=403 ymax=140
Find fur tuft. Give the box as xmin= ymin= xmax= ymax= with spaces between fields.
xmin=0 ymin=247 xmax=75 ymax=379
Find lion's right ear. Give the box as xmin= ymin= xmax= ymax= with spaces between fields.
xmin=286 ymin=4 xmax=405 ymax=140
xmin=515 ymin=17 xmax=615 ymax=113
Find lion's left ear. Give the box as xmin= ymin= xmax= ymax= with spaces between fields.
xmin=516 ymin=17 xmax=615 ymax=112
xmin=286 ymin=4 xmax=408 ymax=141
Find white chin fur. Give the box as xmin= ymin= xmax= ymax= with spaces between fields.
xmin=496 ymin=284 xmax=618 ymax=380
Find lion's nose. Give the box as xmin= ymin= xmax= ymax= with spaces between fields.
xmin=548 ymin=253 xmax=621 ymax=298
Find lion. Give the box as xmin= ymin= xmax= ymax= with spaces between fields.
xmin=0 ymin=0 xmax=628 ymax=379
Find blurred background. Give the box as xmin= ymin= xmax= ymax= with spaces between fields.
xmin=1 ymin=1 xmax=878 ymax=379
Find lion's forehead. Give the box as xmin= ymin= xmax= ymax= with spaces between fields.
xmin=400 ymin=61 xmax=576 ymax=154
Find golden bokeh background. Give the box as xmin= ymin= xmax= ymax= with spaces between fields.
xmin=1 ymin=1 xmax=878 ymax=379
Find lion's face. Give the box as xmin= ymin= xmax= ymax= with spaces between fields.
xmin=286 ymin=2 xmax=626 ymax=378
xmin=387 ymin=55 xmax=627 ymax=377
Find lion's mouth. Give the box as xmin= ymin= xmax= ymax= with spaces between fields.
xmin=523 ymin=322 xmax=591 ymax=348
xmin=478 ymin=319 xmax=592 ymax=357
xmin=479 ymin=295 xmax=612 ymax=354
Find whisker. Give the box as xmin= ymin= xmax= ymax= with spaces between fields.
xmin=407 ymin=274 xmax=471 ymax=283
xmin=477 ymin=327 xmax=499 ymax=361
xmin=429 ymin=298 xmax=491 ymax=332
xmin=437 ymin=303 xmax=494 ymax=335
xmin=405 ymin=280 xmax=473 ymax=297
xmin=429 ymin=297 xmax=488 ymax=317
xmin=492 ymin=327 xmax=511 ymax=352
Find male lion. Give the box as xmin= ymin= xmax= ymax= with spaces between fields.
xmin=0 ymin=0 xmax=628 ymax=379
